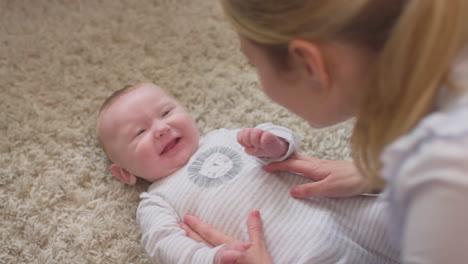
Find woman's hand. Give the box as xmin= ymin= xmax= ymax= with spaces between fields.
xmin=179 ymin=211 xmax=273 ymax=264
xmin=263 ymin=153 xmax=377 ymax=198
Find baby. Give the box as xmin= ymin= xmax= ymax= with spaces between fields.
xmin=97 ymin=83 xmax=400 ymax=264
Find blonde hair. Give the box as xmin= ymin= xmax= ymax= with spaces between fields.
xmin=220 ymin=0 xmax=468 ymax=187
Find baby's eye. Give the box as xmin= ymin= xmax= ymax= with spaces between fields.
xmin=136 ymin=129 xmax=146 ymax=136
xmin=162 ymin=110 xmax=171 ymax=117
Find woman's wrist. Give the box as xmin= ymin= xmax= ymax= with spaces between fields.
xmin=362 ymin=177 xmax=385 ymax=195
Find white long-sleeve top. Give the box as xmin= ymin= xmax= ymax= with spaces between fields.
xmin=138 ymin=123 xmax=400 ymax=263
xmin=380 ymin=50 xmax=468 ymax=263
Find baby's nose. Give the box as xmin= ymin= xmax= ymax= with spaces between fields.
xmin=154 ymin=123 xmax=170 ymax=138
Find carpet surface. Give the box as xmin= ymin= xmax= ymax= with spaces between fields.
xmin=0 ymin=1 xmax=353 ymax=263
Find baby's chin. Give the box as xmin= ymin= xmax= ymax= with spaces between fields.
xmin=151 ymin=156 xmax=193 ymax=182
xmin=174 ymin=150 xmax=195 ymax=170
xmin=177 ymin=139 xmax=199 ymax=164
xmin=134 ymin=177 xmax=152 ymax=187
xmin=145 ymin=141 xmax=198 ymax=182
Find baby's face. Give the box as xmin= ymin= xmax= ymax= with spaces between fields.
xmin=99 ymin=83 xmax=200 ymax=182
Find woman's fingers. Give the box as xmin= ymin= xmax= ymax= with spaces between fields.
xmin=263 ymin=154 xmax=327 ymax=181
xmin=247 ymin=211 xmax=265 ymax=244
xmin=290 ymin=182 xmax=326 ymax=198
xmin=178 ymin=221 xmax=212 ymax=246
xmin=290 ymin=180 xmax=347 ymax=198
xmin=291 ymin=167 xmax=367 ymax=198
xmin=182 ymin=212 xmax=272 ymax=264
xmin=264 ymin=154 xmax=368 ymax=198
xmin=183 ymin=215 xmax=238 ymax=246
xmin=240 ymin=211 xmax=273 ymax=264
xmin=215 ymin=243 xmax=251 ymax=264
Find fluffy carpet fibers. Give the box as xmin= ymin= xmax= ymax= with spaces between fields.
xmin=0 ymin=1 xmax=353 ymax=263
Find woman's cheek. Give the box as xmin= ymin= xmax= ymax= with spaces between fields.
xmin=259 ymin=78 xmax=279 ymax=102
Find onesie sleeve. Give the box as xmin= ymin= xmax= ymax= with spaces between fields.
xmin=137 ymin=192 xmax=224 ymax=263
xmin=254 ymin=122 xmax=300 ymax=164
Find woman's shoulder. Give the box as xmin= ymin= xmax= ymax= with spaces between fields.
xmin=426 ymin=90 xmax=468 ymax=137
xmin=381 ymin=92 xmax=468 ymax=181
xmin=380 ymin=92 xmax=468 ymax=220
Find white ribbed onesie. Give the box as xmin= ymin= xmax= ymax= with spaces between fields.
xmin=137 ymin=123 xmax=399 ymax=263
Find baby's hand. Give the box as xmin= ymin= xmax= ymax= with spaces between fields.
xmin=237 ymin=128 xmax=288 ymax=158
xmin=214 ymin=243 xmax=251 ymax=264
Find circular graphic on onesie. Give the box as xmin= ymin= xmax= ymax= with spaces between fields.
xmin=188 ymin=146 xmax=243 ymax=188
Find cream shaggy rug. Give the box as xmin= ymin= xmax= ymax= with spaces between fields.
xmin=0 ymin=1 xmax=353 ymax=263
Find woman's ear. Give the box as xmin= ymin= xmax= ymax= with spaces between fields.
xmin=109 ymin=164 xmax=137 ymax=185
xmin=288 ymin=39 xmax=330 ymax=89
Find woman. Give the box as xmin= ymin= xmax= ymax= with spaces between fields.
xmin=180 ymin=0 xmax=468 ymax=262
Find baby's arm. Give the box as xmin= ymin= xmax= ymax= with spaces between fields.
xmin=237 ymin=128 xmax=289 ymax=158
xmin=237 ymin=123 xmax=300 ymax=163
xmin=137 ymin=193 xmax=246 ymax=264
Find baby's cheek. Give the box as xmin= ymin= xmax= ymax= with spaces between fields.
xmin=136 ymin=157 xmax=157 ymax=180
xmin=135 ymin=147 xmax=157 ymax=171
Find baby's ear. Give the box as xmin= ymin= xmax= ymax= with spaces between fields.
xmin=109 ymin=164 xmax=137 ymax=185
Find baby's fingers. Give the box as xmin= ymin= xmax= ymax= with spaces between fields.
xmin=248 ymin=129 xmax=264 ymax=148
xmin=244 ymin=146 xmax=259 ymax=156
xmin=237 ymin=128 xmax=254 ymax=147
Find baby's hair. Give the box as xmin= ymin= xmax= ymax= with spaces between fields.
xmin=99 ymin=85 xmax=135 ymax=113
xmin=96 ymin=84 xmax=154 ymax=187
xmin=96 ymin=84 xmax=140 ymax=159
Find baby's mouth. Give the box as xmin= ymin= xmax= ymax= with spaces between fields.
xmin=161 ymin=138 xmax=181 ymax=155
